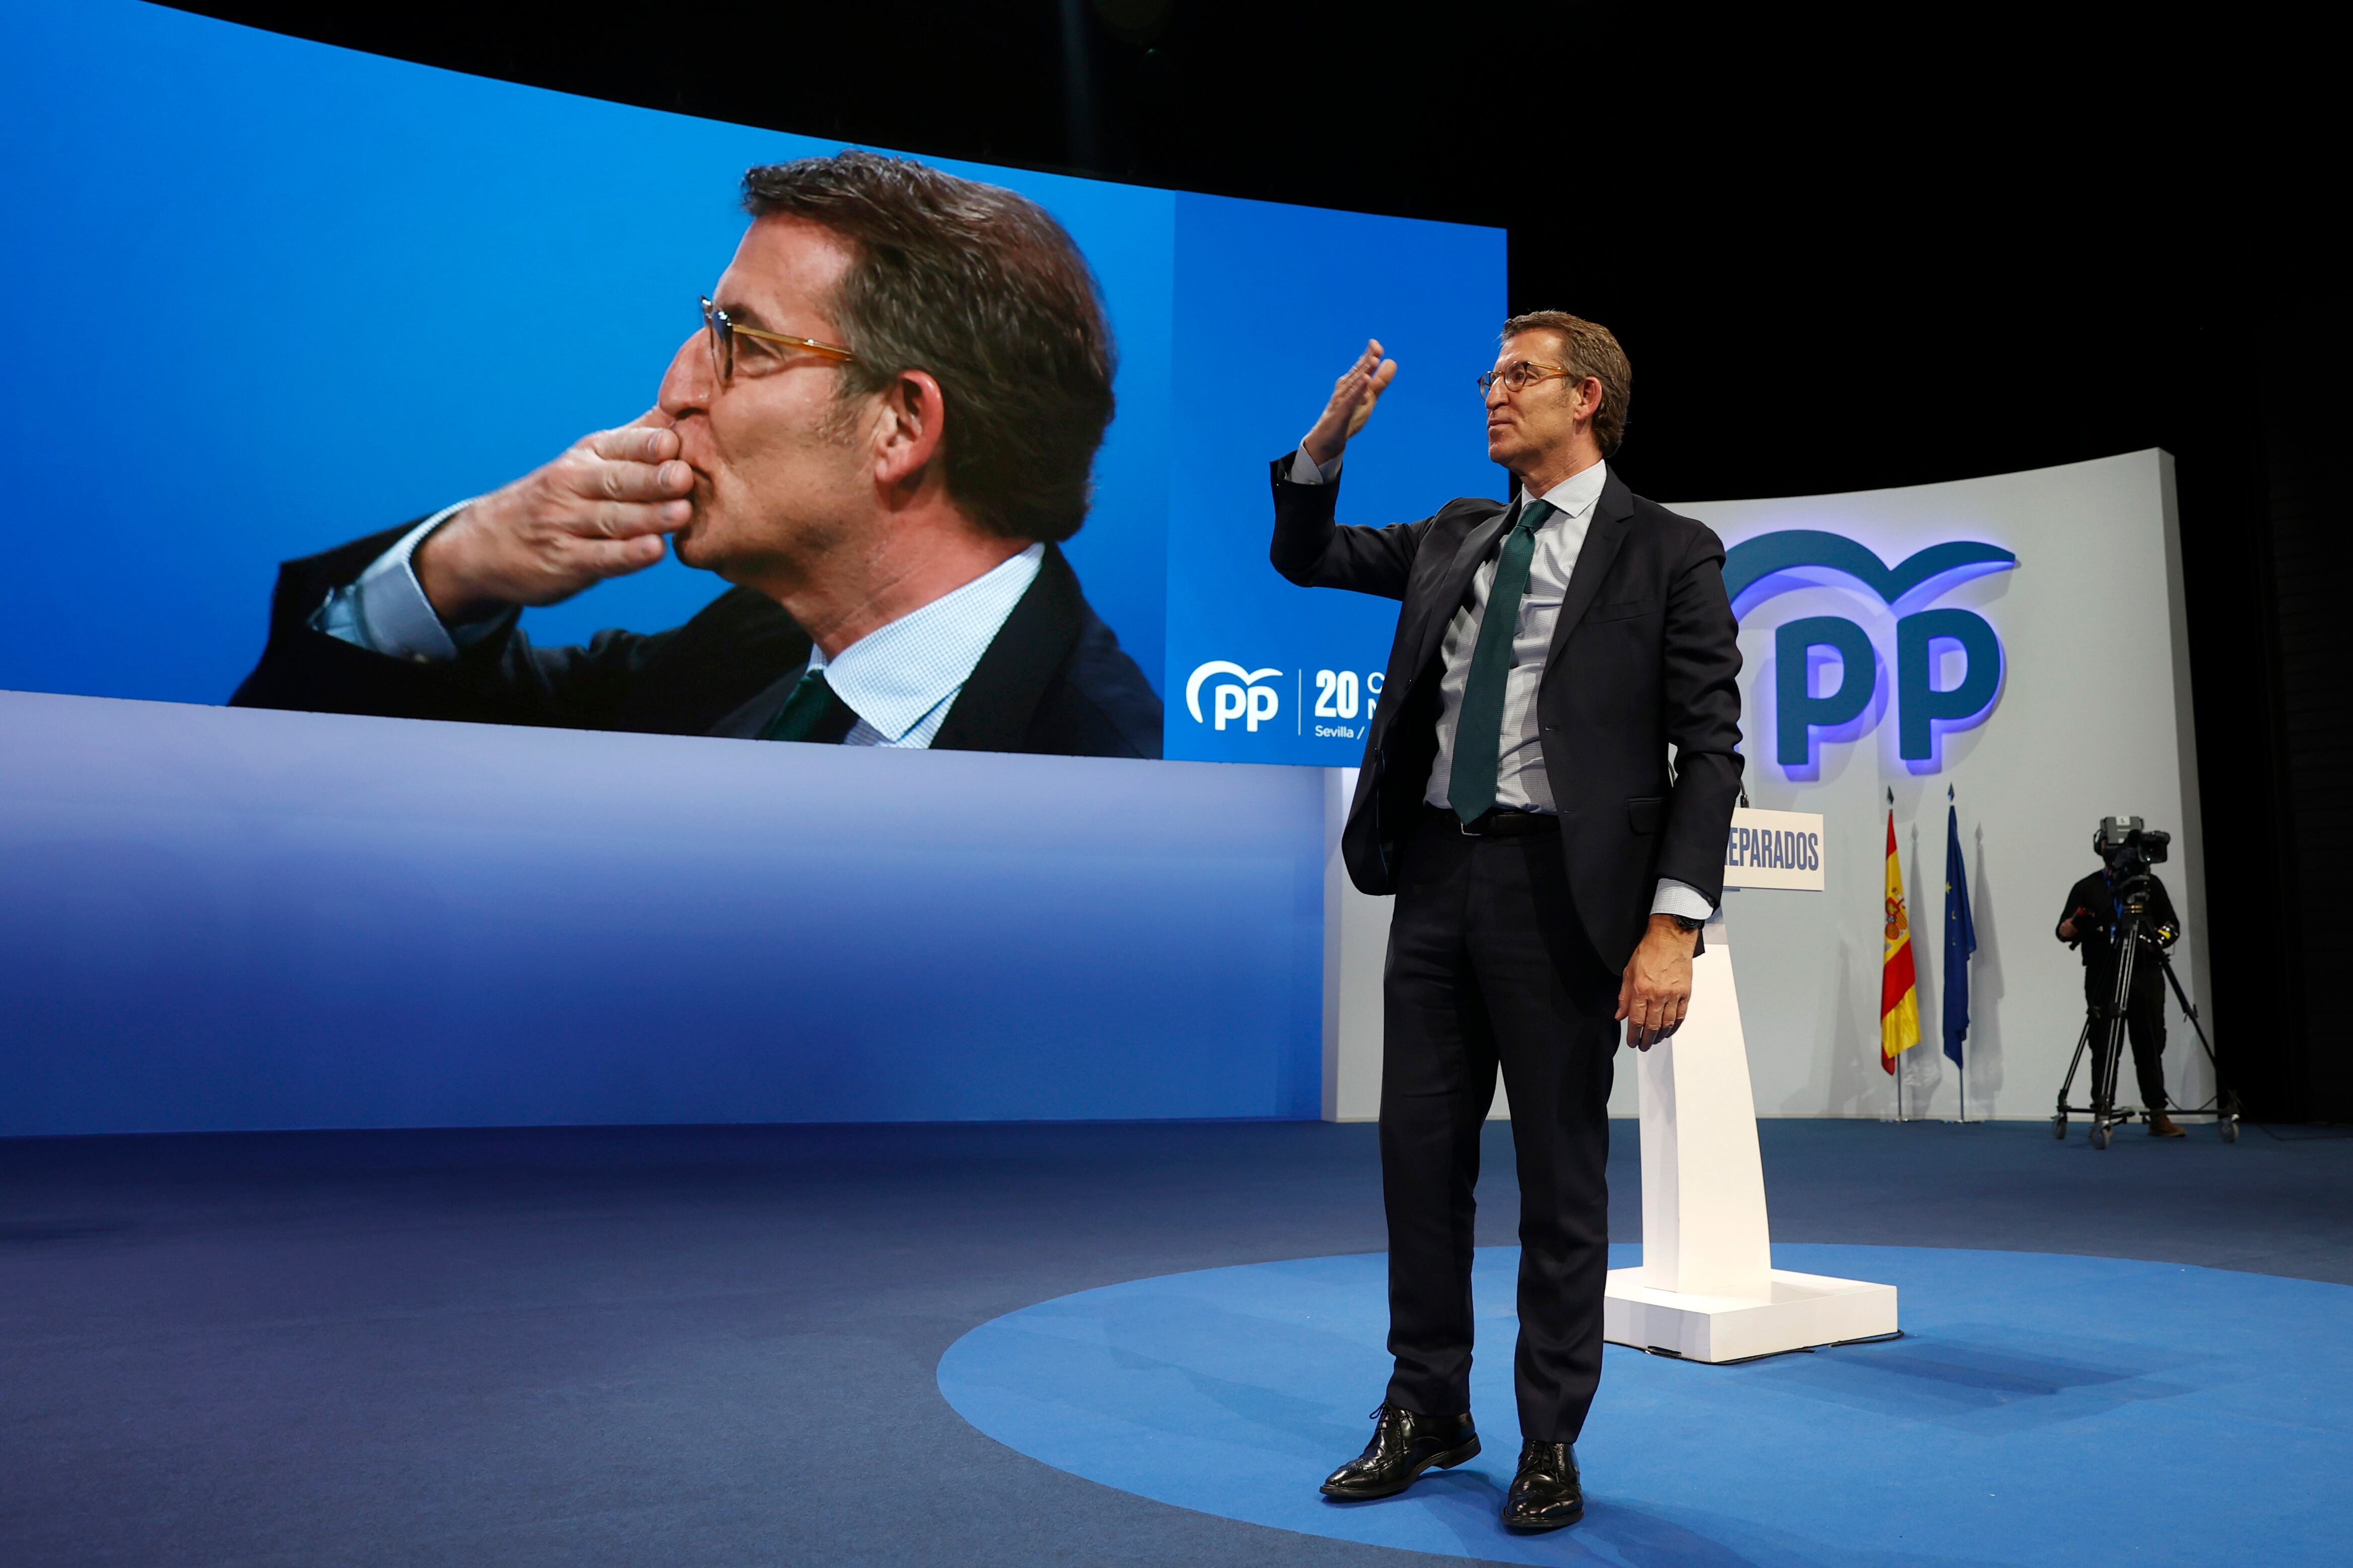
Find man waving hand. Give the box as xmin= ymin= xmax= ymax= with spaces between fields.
xmin=1270 ymin=314 xmax=1743 ymax=1533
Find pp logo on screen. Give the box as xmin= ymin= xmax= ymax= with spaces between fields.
xmin=1186 ymin=661 xmax=1283 ymax=732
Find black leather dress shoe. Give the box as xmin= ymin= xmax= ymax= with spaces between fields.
xmin=1320 ymin=1404 xmax=1480 ymax=1500
xmin=1502 ymin=1440 xmax=1584 ymax=1531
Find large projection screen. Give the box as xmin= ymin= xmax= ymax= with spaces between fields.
xmin=0 ymin=2 xmax=1507 ymax=1136
xmin=0 ymin=3 xmax=1503 ymax=762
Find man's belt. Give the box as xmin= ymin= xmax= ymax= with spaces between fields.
xmin=1433 ymin=804 xmax=1559 ymax=838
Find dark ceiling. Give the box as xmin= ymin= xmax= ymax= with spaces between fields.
xmin=166 ymin=3 xmax=2323 ymax=498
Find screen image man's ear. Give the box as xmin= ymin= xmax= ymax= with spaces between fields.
xmin=876 ymin=369 xmax=947 ymax=491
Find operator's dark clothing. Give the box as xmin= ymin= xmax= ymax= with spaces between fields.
xmin=2057 ymin=869 xmax=2178 ymax=1111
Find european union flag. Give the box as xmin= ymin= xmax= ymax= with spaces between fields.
xmin=1943 ymin=796 xmax=1976 ymax=1066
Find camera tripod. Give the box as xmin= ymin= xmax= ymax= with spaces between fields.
xmin=2053 ymin=879 xmax=2238 ymax=1148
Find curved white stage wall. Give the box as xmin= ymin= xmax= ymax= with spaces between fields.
xmin=1691 ymin=449 xmax=2206 ymax=1119
xmin=1325 ymin=449 xmax=2209 ymax=1123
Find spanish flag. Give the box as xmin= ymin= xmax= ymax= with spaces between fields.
xmin=1881 ymin=802 xmax=1922 ymax=1072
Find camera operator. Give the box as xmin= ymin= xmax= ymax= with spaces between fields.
xmin=2056 ymin=822 xmax=2184 ymax=1137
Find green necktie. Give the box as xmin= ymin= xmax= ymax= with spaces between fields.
xmin=1448 ymin=496 xmax=1556 ymax=823
xmin=757 ymin=665 xmax=851 ymax=743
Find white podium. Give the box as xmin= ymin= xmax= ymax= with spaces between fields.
xmin=1602 ymin=809 xmax=1899 ymax=1363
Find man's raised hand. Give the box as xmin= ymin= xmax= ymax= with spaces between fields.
xmin=412 ymin=412 xmax=694 ymax=623
xmin=1301 ymin=339 xmax=1399 ymax=467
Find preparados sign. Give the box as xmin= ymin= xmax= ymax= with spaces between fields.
xmin=1725 ymin=807 xmax=1826 ymax=892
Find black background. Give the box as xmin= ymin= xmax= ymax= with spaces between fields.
xmin=171 ymin=3 xmax=2344 ymax=1119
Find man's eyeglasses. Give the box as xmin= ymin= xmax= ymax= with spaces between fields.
xmin=1476 ymin=360 xmax=1574 ymax=397
xmin=701 ymin=296 xmax=856 ymax=384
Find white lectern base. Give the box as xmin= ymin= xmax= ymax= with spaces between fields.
xmin=1603 ymin=1267 xmax=1899 ymax=1364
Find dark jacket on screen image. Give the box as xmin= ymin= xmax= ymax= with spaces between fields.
xmin=230 ymin=522 xmax=1164 ymax=759
xmin=1269 ymin=456 xmax=1745 ymax=974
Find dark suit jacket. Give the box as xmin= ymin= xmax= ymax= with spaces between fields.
xmin=231 ymin=522 xmax=1163 ymax=759
xmin=1269 ymin=456 xmax=1743 ymax=971
xmin=2057 ymin=869 xmax=2177 ymax=1002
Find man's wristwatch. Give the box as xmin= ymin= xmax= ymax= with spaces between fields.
xmin=1667 ymin=911 xmax=1707 ymax=958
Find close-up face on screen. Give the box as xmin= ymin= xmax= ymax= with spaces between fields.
xmin=0 ymin=1 xmax=1504 ymax=768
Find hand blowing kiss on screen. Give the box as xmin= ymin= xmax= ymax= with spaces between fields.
xmin=233 ymin=152 xmax=1161 ymax=759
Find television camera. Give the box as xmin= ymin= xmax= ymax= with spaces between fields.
xmin=2054 ymin=816 xmax=2239 ymax=1147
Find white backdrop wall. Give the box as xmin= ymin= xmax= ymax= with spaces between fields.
xmin=1324 ymin=451 xmax=2210 ymax=1122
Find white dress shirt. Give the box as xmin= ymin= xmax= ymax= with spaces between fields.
xmin=802 ymin=543 xmax=1043 ymax=748
xmin=1421 ymin=460 xmax=1607 ymax=815
xmin=1288 ymin=444 xmax=1712 ymax=921
xmin=313 ymin=511 xmax=1043 ymax=750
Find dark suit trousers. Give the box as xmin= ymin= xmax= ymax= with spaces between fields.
xmin=1380 ymin=807 xmax=1620 ymax=1444
xmin=2087 ymin=957 xmax=2169 ymax=1111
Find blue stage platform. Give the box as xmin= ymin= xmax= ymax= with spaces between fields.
xmin=4 ymin=1118 xmax=2348 ymax=1565
xmin=943 ymin=1243 xmax=2350 ymax=1565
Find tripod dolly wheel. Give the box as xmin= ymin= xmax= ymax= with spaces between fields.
xmin=2052 ymin=1114 xmax=2067 ymax=1140
xmin=2222 ymin=1117 xmax=2240 ymax=1144
xmin=2090 ymin=1122 xmax=2111 ymax=1151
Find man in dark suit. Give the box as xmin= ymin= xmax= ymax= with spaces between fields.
xmin=1271 ymin=314 xmax=1743 ymax=1532
xmin=233 ymin=152 xmax=1160 ymax=760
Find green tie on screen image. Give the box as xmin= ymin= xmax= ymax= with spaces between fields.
xmin=1448 ymin=497 xmax=1556 ymax=822
xmin=758 ymin=667 xmax=844 ymax=743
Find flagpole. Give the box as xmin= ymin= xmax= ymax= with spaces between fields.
xmin=1939 ymin=785 xmax=1958 ymax=1128
xmin=1890 ymin=786 xmax=1903 ymax=1125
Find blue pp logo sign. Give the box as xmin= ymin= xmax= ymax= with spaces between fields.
xmin=1727 ymin=531 xmax=2017 ymax=776
xmin=1186 ymin=661 xmax=1283 ymax=732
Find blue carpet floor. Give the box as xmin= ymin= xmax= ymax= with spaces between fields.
xmin=3 ymin=1118 xmax=2349 ymax=1565
xmin=942 ymin=1243 xmax=2352 ymax=1565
